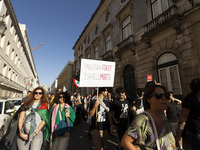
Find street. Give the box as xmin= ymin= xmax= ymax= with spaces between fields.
xmin=68 ymin=122 xmax=119 ymax=150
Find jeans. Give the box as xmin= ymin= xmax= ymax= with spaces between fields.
xmin=187 ymin=130 xmax=200 ymax=150
xmin=17 ymin=131 xmax=43 ymax=150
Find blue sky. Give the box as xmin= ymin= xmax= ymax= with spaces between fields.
xmin=11 ymin=0 xmax=100 ymax=87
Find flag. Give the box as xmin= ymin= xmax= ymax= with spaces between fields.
xmin=63 ymin=86 xmax=67 ymax=92
xmin=72 ymin=78 xmax=80 ymax=88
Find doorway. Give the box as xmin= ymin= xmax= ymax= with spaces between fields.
xmin=123 ymin=64 xmax=136 ymax=100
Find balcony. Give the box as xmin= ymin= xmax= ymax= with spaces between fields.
xmin=116 ymin=35 xmax=135 ymax=60
xmin=2 ymin=76 xmax=9 ymax=85
xmin=101 ymin=50 xmax=114 ymax=61
xmin=0 ymin=73 xmax=25 ymax=91
xmin=143 ymin=4 xmax=181 ymax=37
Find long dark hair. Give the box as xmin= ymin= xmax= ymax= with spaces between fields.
xmin=24 ymin=87 xmax=48 ymax=109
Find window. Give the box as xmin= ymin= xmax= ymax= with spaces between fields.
xmin=105 ymin=12 xmax=110 ymax=23
xmin=15 ymin=74 xmax=18 ymax=83
xmin=6 ymin=42 xmax=10 ymax=55
xmin=2 ymin=63 xmax=7 ymax=76
xmin=11 ymin=49 xmax=14 ymax=61
xmin=4 ymin=101 xmax=14 ymax=113
xmin=88 ymin=36 xmax=90 ymax=44
xmin=151 ymin=0 xmax=169 ymax=18
xmin=95 ymin=26 xmax=98 ymax=35
xmin=94 ymin=46 xmax=99 ymax=59
xmin=86 ymin=53 xmax=90 ymax=59
xmin=12 ymin=72 xmax=15 ymax=81
xmin=80 ymin=46 xmax=83 ymax=52
xmin=122 ymin=16 xmax=131 ymax=40
xmin=8 ymin=68 xmax=11 ymax=79
xmin=14 ymin=54 xmax=18 ymax=64
xmin=105 ymin=34 xmax=111 ymax=52
xmin=157 ymin=53 xmax=182 ymax=95
xmin=17 ymin=59 xmax=20 ymax=68
xmin=0 ymin=35 xmax=5 ymax=49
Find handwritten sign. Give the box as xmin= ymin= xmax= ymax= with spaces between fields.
xmin=79 ymin=59 xmax=116 ymax=87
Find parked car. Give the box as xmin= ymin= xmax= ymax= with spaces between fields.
xmin=0 ymin=99 xmax=15 ymax=141
xmin=8 ymin=98 xmax=22 ymax=111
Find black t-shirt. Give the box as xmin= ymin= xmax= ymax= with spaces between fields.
xmin=182 ymin=93 xmax=200 ymax=133
xmin=89 ymin=97 xmax=110 ymax=130
xmin=112 ymin=99 xmax=129 ymax=125
xmin=133 ymin=95 xmax=144 ymax=109
xmin=166 ymin=100 xmax=178 ymax=123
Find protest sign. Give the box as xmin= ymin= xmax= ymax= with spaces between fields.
xmin=79 ymin=59 xmax=115 ymax=87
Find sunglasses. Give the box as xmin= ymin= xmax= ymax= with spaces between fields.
xmin=34 ymin=92 xmax=43 ymax=95
xmin=59 ymin=96 xmax=66 ymax=99
xmin=151 ymin=93 xmax=169 ymax=99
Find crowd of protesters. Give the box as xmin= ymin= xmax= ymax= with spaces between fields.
xmin=1 ymin=77 xmax=200 ymax=150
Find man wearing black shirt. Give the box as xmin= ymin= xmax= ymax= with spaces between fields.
xmin=112 ymin=87 xmax=129 ymax=150
xmin=89 ymin=87 xmax=113 ymax=150
xmin=177 ymin=78 xmax=200 ymax=150
xmin=165 ymin=91 xmax=183 ymax=149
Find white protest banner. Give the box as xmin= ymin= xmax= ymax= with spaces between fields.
xmin=79 ymin=59 xmax=116 ymax=87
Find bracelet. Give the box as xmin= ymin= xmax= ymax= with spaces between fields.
xmin=34 ymin=132 xmax=37 ymax=135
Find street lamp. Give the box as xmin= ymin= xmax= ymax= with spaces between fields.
xmin=0 ymin=15 xmax=7 ymax=36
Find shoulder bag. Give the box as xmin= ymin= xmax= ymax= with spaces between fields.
xmin=54 ymin=110 xmax=68 ymax=136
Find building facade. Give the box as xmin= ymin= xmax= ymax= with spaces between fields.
xmin=73 ymin=0 xmax=200 ymax=99
xmin=0 ymin=0 xmax=39 ymax=98
xmin=49 ymin=60 xmax=74 ymax=95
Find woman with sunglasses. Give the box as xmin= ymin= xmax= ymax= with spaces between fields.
xmin=50 ymin=92 xmax=76 ymax=150
xmin=16 ymin=87 xmax=50 ymax=150
xmin=121 ymin=82 xmax=176 ymax=150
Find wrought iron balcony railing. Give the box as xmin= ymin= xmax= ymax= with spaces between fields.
xmin=116 ymin=35 xmax=135 ymax=60
xmin=144 ymin=4 xmax=179 ymax=34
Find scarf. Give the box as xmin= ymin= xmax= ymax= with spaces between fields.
xmin=93 ymin=96 xmax=110 ymax=112
xmin=50 ymin=103 xmax=70 ymax=142
xmin=22 ymin=102 xmax=41 ymax=143
xmin=22 ymin=102 xmax=50 ymax=143
xmin=37 ymin=103 xmax=50 ymax=140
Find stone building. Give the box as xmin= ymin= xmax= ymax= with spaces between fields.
xmin=73 ymin=0 xmax=200 ymax=99
xmin=49 ymin=60 xmax=74 ymax=95
xmin=0 ymin=0 xmax=39 ymax=98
